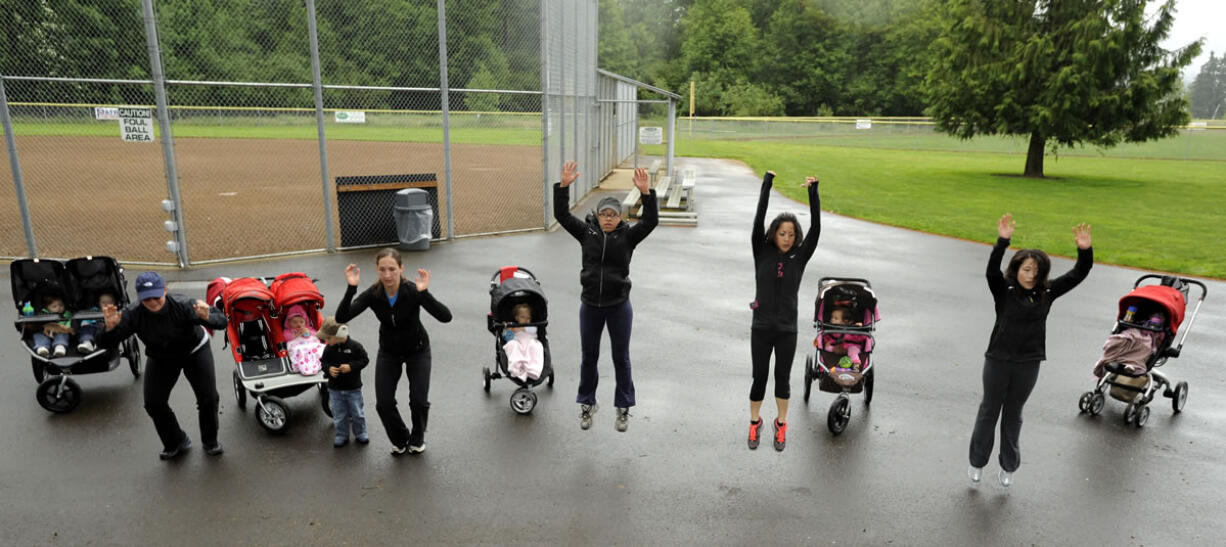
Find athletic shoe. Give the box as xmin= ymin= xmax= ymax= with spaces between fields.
xmin=999 ymin=470 xmax=1013 ymax=488
xmin=204 ymin=443 xmax=224 ymax=456
xmin=580 ymin=402 xmax=598 ymax=430
xmin=356 ymin=435 xmax=370 ymax=445
xmin=334 ymin=437 xmax=349 ymax=448
xmin=408 ymin=443 xmax=426 ymax=454
xmin=968 ymin=465 xmax=983 ymax=485
xmin=36 ymin=346 xmax=49 ymax=357
xmin=77 ymin=340 xmax=95 ymax=353
xmin=615 ymin=407 xmax=630 ymax=432
xmin=773 ymin=419 xmax=787 ymax=452
xmin=748 ymin=419 xmax=763 ymax=450
xmin=159 ymin=437 xmax=192 ymax=460
xmin=390 ymin=444 xmax=408 ymax=456
xmin=52 ymin=345 xmax=67 ymax=357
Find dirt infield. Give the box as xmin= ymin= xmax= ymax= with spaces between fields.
xmin=0 ymin=136 xmax=542 ymax=262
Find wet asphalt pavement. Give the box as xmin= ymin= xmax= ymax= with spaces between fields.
xmin=2 ymin=157 xmax=1224 ymax=545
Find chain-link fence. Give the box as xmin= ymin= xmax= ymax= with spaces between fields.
xmin=1 ymin=0 xmax=674 ymax=266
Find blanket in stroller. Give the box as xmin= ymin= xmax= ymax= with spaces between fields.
xmin=503 ymin=328 xmax=543 ymax=381
xmin=287 ymin=334 xmax=324 ymax=375
xmin=1093 ymin=328 xmax=1161 ymax=378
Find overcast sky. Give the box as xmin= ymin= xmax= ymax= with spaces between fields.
xmin=1160 ymin=0 xmax=1223 ymax=77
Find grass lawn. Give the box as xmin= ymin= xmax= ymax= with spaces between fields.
xmin=648 ymin=140 xmax=1226 ymax=279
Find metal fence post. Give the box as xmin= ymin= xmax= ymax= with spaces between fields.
xmin=0 ymin=77 xmax=38 ymax=257
xmin=666 ymin=98 xmax=675 ymax=178
xmin=436 ymin=0 xmax=455 ymax=241
xmin=305 ymin=0 xmax=335 ymax=252
xmin=540 ymin=0 xmax=550 ymax=229
xmin=140 ymin=0 xmax=189 ymax=268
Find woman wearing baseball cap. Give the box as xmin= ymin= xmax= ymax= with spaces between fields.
xmin=552 ymin=160 xmax=657 ymax=432
xmin=98 ymin=271 xmax=228 ymax=460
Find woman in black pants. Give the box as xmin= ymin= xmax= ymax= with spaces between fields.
xmin=747 ymin=171 xmax=820 ymax=452
xmin=553 ymin=160 xmax=656 ymax=432
xmin=969 ymin=213 xmax=1092 ymax=487
xmin=98 ymin=271 xmax=227 ymax=460
xmin=336 ymin=248 xmax=452 ymax=455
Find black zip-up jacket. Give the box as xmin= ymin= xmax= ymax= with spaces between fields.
xmin=984 ymin=237 xmax=1093 ymax=363
xmin=97 ymin=293 xmax=226 ymax=359
xmin=321 ymin=337 xmax=370 ymax=391
xmin=335 ymin=282 xmax=452 ymax=355
xmin=751 ymin=173 xmax=821 ymax=333
xmin=553 ymin=182 xmax=659 ymax=308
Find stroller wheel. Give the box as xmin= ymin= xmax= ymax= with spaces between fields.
xmin=827 ymin=395 xmax=851 ymax=435
xmin=1088 ymin=392 xmax=1105 ymax=416
xmin=36 ymin=376 xmax=82 ymax=413
xmin=1123 ymin=403 xmax=1136 ymax=424
xmin=864 ymin=368 xmax=874 ymax=407
xmin=547 ymin=371 xmax=555 ymax=388
xmin=232 ymin=370 xmax=247 ymax=411
xmin=482 ymin=367 xmax=492 ymax=393
xmin=256 ymin=395 xmax=291 ymax=434
xmin=1172 ymin=381 xmax=1188 ymax=413
xmin=319 ymin=384 xmax=332 ymax=418
xmin=125 ymin=339 xmax=142 ymax=378
xmin=31 ymin=357 xmax=45 ymax=383
xmin=1134 ymin=405 xmax=1150 ymax=428
xmin=510 ymin=388 xmax=537 ymax=415
xmin=802 ymin=356 xmax=813 ymax=404
xmin=1078 ymin=391 xmax=1093 ymax=414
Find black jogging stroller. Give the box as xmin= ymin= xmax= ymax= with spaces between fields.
xmin=482 ymin=266 xmax=554 ymax=414
xmin=11 ymin=257 xmax=141 ymax=413
xmin=802 ymin=277 xmax=880 ymax=435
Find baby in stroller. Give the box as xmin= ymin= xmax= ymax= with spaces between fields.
xmin=821 ymin=306 xmax=870 ymax=370
xmin=1093 ymin=311 xmax=1166 ymax=378
xmin=28 ymin=295 xmax=73 ymax=357
xmin=283 ymin=304 xmax=324 ymax=376
xmin=503 ymin=303 xmax=544 ymax=381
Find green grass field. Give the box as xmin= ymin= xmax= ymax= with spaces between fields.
xmin=648 ymin=139 xmax=1226 ymax=278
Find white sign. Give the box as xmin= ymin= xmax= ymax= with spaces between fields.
xmin=639 ymin=126 xmax=663 ymax=145
xmin=335 ymin=111 xmax=366 ymax=123
xmin=118 ymin=107 xmax=154 ymax=143
xmin=94 ymin=107 xmax=119 ymax=120
xmin=1189 ymin=121 xmax=1207 ymax=131
xmin=855 ymin=119 xmax=872 ymax=130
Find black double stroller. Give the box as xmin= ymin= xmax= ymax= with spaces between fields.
xmin=10 ymin=257 xmax=142 ymax=413
xmin=482 ymin=266 xmax=554 ymax=414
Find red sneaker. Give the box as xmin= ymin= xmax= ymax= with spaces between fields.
xmin=773 ymin=419 xmax=787 ymax=452
xmin=747 ymin=420 xmax=762 ymax=450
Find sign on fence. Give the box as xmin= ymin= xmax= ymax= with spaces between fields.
xmin=94 ymin=107 xmax=119 ymax=120
xmin=335 ymin=111 xmax=367 ymax=124
xmin=855 ymin=119 xmax=872 ymax=130
xmin=639 ymin=126 xmax=663 ymax=145
xmin=118 ymin=107 xmax=154 ymax=143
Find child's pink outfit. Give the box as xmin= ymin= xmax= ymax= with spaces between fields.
xmin=502 ymin=327 xmax=544 ymax=381
xmin=821 ymin=332 xmax=871 ymax=367
xmin=283 ymin=305 xmax=323 ymax=375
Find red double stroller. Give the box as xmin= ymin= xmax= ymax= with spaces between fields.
xmin=209 ymin=273 xmax=331 ymax=434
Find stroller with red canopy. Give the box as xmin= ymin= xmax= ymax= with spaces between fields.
xmin=1079 ymin=274 xmax=1207 ymax=427
xmin=802 ymin=278 xmax=881 ymax=435
xmin=216 ymin=273 xmax=330 ymax=434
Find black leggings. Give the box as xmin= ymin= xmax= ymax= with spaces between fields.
xmin=374 ymin=349 xmax=431 ymax=448
xmin=750 ymin=329 xmax=797 ymax=401
xmin=143 ymin=345 xmax=219 ymax=450
xmin=969 ymin=358 xmax=1041 ymax=472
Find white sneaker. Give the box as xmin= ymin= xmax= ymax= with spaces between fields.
xmin=579 ymin=402 xmax=598 ymax=430
xmin=36 ymin=346 xmax=50 ymax=357
xmin=615 ymin=407 xmax=630 ymax=432
xmin=968 ymin=465 xmax=983 ymax=485
xmin=999 ymin=470 xmax=1013 ymax=488
xmin=52 ymin=345 xmax=67 ymax=357
xmin=77 ymin=340 xmax=95 ymax=353
xmin=407 ymin=443 xmax=426 ymax=454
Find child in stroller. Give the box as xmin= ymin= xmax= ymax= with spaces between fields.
xmin=28 ymin=294 xmax=73 ymax=358
xmin=1079 ymin=274 xmax=1207 ymax=428
xmin=483 ymin=266 xmax=555 ymax=415
xmin=802 ymin=278 xmax=880 ymax=435
xmin=821 ymin=306 xmax=870 ymax=371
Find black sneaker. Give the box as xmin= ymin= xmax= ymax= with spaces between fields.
xmin=159 ymin=437 xmax=192 ymax=460
xmin=204 ymin=443 xmax=224 ymax=456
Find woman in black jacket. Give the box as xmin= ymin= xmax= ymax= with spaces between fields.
xmin=553 ymin=160 xmax=657 ymax=432
xmin=336 ymin=248 xmax=452 ymax=455
xmin=747 ymin=171 xmax=820 ymax=452
xmin=99 ymin=271 xmax=228 ymax=460
xmin=969 ymin=213 xmax=1092 ymax=487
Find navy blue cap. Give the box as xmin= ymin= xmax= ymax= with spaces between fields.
xmin=134 ymin=271 xmax=165 ymax=300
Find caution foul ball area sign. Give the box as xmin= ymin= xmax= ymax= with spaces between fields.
xmin=118 ymin=107 xmax=154 ymax=143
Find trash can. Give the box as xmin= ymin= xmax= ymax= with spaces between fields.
xmin=394 ymin=188 xmax=433 ymax=251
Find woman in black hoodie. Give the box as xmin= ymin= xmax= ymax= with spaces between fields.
xmin=337 ymin=248 xmax=452 ymax=455
xmin=747 ymin=171 xmax=820 ymax=452
xmin=968 ymin=213 xmax=1092 ymax=488
xmin=553 ymin=160 xmax=657 ymax=432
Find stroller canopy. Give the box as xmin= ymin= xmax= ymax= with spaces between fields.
xmin=490 ymin=277 xmax=548 ymax=322
xmin=270 ymin=273 xmax=324 ymax=312
xmin=222 ymin=278 xmax=275 ymax=320
xmin=1119 ymin=285 xmax=1186 ymax=333
xmin=10 ymin=259 xmax=69 ymax=312
xmin=65 ymin=256 xmax=128 ymax=309
xmin=815 ymin=281 xmax=880 ymax=325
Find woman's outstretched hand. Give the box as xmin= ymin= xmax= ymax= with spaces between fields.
xmin=102 ymin=304 xmax=121 ymax=331
xmin=802 ymin=175 xmax=818 ymax=188
xmin=415 ymin=269 xmax=431 ymax=292
xmin=344 ymin=264 xmax=360 ymax=287
xmin=632 ymin=167 xmax=650 ymax=194
xmin=193 ymin=299 xmax=211 ymax=321
xmin=561 ymin=161 xmax=579 ymax=188
xmin=997 ymin=213 xmax=1015 ymax=240
xmin=1073 ymin=223 xmax=1092 ymax=249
